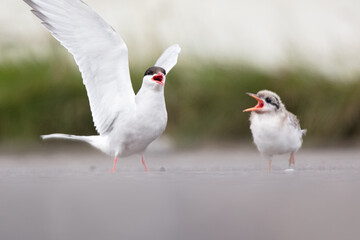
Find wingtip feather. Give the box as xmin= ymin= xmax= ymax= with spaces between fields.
xmin=172 ymin=44 xmax=181 ymax=52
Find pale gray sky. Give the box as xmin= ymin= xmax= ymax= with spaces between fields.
xmin=1 ymin=0 xmax=360 ymax=79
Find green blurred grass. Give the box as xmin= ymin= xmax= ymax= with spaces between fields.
xmin=167 ymin=63 xmax=360 ymax=145
xmin=1 ymin=55 xmax=360 ymax=145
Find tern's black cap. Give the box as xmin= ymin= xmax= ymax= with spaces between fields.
xmin=144 ymin=66 xmax=166 ymax=76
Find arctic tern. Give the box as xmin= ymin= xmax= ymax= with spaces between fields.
xmin=24 ymin=0 xmax=181 ymax=172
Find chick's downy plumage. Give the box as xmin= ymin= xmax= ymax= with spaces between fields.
xmin=244 ymin=90 xmax=306 ymax=170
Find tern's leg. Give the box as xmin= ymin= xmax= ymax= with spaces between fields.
xmin=289 ymin=152 xmax=295 ymax=167
xmin=110 ymin=156 xmax=118 ymax=173
xmin=142 ymin=155 xmax=149 ymax=172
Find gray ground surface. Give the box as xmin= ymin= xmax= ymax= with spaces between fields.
xmin=0 ymin=143 xmax=359 ymax=240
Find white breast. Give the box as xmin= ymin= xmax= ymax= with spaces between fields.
xmin=250 ymin=111 xmax=303 ymax=157
xmin=106 ymin=88 xmax=167 ymax=157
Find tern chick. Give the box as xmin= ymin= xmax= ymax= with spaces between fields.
xmin=244 ymin=90 xmax=306 ymax=171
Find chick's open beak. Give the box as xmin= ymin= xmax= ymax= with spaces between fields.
xmin=243 ymin=93 xmax=264 ymax=112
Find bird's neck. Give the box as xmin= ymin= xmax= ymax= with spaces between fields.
xmin=135 ymin=84 xmax=165 ymax=107
xmin=251 ymin=108 xmax=287 ymax=121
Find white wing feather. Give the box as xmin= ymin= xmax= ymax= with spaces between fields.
xmin=24 ymin=0 xmax=136 ymax=135
xmin=155 ymin=44 xmax=181 ymax=74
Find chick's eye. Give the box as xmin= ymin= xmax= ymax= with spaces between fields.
xmin=265 ymin=97 xmax=271 ymax=103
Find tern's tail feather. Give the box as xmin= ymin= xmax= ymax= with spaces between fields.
xmin=41 ymin=133 xmax=110 ymax=155
xmin=41 ymin=133 xmax=91 ymax=142
xmin=302 ymin=129 xmax=307 ymax=136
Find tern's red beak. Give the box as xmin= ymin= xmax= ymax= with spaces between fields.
xmin=243 ymin=93 xmax=264 ymax=112
xmin=152 ymin=73 xmax=164 ymax=86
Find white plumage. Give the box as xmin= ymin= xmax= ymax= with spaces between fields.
xmin=244 ymin=90 xmax=306 ymax=171
xmin=24 ymin=0 xmax=181 ymax=172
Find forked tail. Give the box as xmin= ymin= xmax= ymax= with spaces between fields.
xmin=41 ymin=133 xmax=91 ymax=142
xmin=302 ymin=129 xmax=307 ymax=136
xmin=41 ymin=133 xmax=109 ymax=153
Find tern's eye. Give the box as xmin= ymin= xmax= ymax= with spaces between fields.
xmin=265 ymin=97 xmax=272 ymax=103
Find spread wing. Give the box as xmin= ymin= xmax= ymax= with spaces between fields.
xmin=24 ymin=0 xmax=136 ymax=135
xmin=155 ymin=44 xmax=181 ymax=74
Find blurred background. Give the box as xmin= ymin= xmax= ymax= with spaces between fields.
xmin=1 ymin=0 xmax=360 ymax=147
xmin=1 ymin=2 xmax=360 ymax=240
